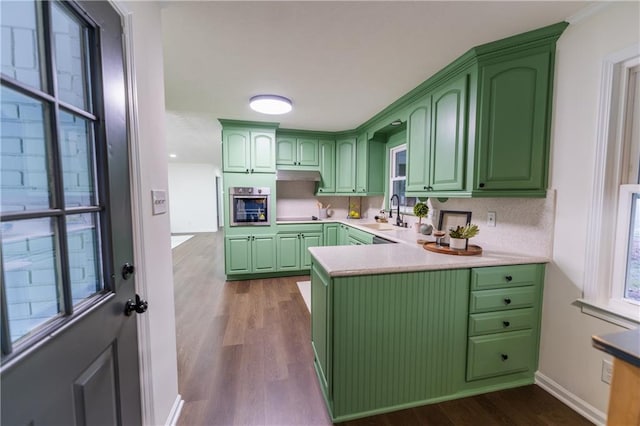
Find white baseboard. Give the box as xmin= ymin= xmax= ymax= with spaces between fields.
xmin=165 ymin=394 xmax=184 ymax=426
xmin=535 ymin=372 xmax=606 ymax=426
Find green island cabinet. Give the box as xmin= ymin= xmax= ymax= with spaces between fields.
xmin=220 ymin=120 xmax=277 ymax=174
xmin=276 ymin=135 xmax=319 ymax=168
xmin=311 ymin=262 xmax=545 ymax=422
xmin=276 ymin=224 xmax=323 ymax=271
xmin=224 ymin=234 xmax=277 ymax=275
xmin=317 ymin=140 xmax=336 ymax=194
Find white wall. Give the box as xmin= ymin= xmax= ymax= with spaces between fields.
xmin=540 ymin=1 xmax=640 ymax=418
xmin=168 ymin=163 xmax=218 ymax=233
xmin=118 ymin=1 xmax=180 ymax=424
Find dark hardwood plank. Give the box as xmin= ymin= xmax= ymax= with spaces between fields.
xmin=173 ymin=232 xmax=593 ymax=426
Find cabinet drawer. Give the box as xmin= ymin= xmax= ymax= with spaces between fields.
xmin=468 ymin=308 xmax=535 ymax=336
xmin=467 ymin=330 xmax=535 ymax=381
xmin=471 ymin=264 xmax=540 ymax=290
xmin=470 ymin=286 xmax=536 ymax=313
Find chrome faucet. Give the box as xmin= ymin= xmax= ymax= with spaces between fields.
xmin=389 ymin=194 xmax=402 ymax=227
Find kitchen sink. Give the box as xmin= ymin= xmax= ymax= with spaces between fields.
xmin=360 ymin=222 xmax=397 ymax=231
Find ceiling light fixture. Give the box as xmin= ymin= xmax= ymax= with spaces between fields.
xmin=169 ymin=153 xmax=177 ymax=158
xmin=390 ymin=120 xmax=402 ymax=126
xmin=249 ymin=94 xmax=293 ymax=115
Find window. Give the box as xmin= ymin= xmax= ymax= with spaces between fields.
xmin=582 ymin=48 xmax=640 ymax=326
xmin=1 ymin=0 xmax=108 ymax=351
xmin=389 ymin=144 xmax=416 ymax=213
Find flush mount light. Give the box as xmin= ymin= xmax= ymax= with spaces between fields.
xmin=249 ymin=95 xmax=293 ymax=115
xmin=169 ymin=153 xmax=177 ymax=158
xmin=390 ymin=120 xmax=402 ymax=126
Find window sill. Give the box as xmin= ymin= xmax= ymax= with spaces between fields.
xmin=577 ymin=298 xmax=640 ymax=329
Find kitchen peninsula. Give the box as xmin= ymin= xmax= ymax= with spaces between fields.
xmin=309 ymin=240 xmax=548 ymax=422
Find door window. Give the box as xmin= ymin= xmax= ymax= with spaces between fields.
xmin=1 ymin=0 xmax=107 ymax=353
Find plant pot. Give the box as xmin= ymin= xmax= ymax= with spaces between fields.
xmin=449 ymin=237 xmax=467 ymax=250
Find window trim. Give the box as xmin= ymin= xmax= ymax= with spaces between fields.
xmin=580 ymin=44 xmax=640 ymax=328
xmin=388 ymin=143 xmax=416 ymax=215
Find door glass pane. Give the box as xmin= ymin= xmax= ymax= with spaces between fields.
xmin=1 ymin=217 xmax=62 ymax=343
xmin=51 ymin=2 xmax=91 ymax=111
xmin=59 ymin=110 xmax=95 ymax=207
xmin=394 ymin=149 xmax=406 ymax=177
xmin=625 ymin=193 xmax=640 ymax=302
xmin=66 ymin=213 xmax=102 ymax=304
xmin=1 ymin=0 xmax=45 ymax=91
xmin=1 ymin=85 xmax=52 ymax=213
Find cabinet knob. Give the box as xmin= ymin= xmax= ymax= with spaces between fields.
xmin=503 ymin=297 xmax=512 ymax=305
xmin=251 ymin=169 xmax=254 ymax=173
xmin=501 ymin=354 xmax=509 ymax=361
xmin=352 ymin=189 xmax=356 ymax=192
xmin=247 ymin=236 xmax=251 ymax=240
xmin=245 ymin=169 xmax=249 ymax=173
xmin=479 ymin=183 xmax=485 ymax=188
xmin=319 ymin=189 xmax=323 ymax=192
xmin=424 ymin=186 xmax=428 ymax=190
xmin=505 ymin=275 xmax=513 ymax=282
xmin=503 ymin=321 xmax=510 ymax=327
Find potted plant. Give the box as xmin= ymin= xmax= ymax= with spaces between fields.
xmin=413 ymin=202 xmax=429 ymax=233
xmin=449 ymin=223 xmax=479 ymax=250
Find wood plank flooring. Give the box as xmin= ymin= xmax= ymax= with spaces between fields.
xmin=172 ymin=232 xmax=593 ymax=426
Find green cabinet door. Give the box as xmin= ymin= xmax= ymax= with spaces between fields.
xmin=323 ymin=223 xmax=338 ymax=246
xmin=406 ymin=97 xmax=432 ymax=192
xmin=252 ymin=235 xmax=277 ymax=272
xmin=338 ymin=224 xmax=349 ymax=245
xmin=276 ymin=136 xmax=297 ymax=165
xmin=223 ymin=129 xmax=250 ymax=173
xmin=355 ymin=132 xmax=368 ymax=193
xmin=224 ymin=235 xmax=252 ymax=274
xmin=355 ymin=133 xmax=385 ymax=195
xmin=311 ymin=264 xmax=330 ymax=395
xmin=475 ymin=52 xmax=551 ymax=190
xmin=301 ymin=232 xmax=322 ymax=269
xmin=277 ymin=234 xmax=301 ymax=271
xmin=335 ymin=138 xmax=357 ymax=194
xmin=251 ymin=131 xmax=276 ymax=173
xmin=430 ymin=74 xmax=467 ymax=191
xmin=297 ymin=138 xmax=319 ymax=166
xmin=318 ymin=140 xmax=336 ymax=194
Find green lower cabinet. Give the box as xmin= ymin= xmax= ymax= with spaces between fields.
xmin=276 ymin=231 xmax=322 ymax=271
xmin=467 ymin=330 xmax=535 ymax=381
xmin=337 ymin=224 xmax=349 ymax=245
xmin=323 ymin=223 xmax=338 ymax=246
xmin=224 ymin=235 xmax=276 ymax=275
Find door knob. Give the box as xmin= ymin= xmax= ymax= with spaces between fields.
xmin=122 ymin=263 xmax=135 ymax=280
xmin=125 ymin=294 xmax=148 ymax=316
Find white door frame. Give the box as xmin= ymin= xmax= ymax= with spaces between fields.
xmin=108 ymin=2 xmax=183 ymax=425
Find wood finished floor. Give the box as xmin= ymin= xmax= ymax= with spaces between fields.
xmin=172 ymin=233 xmax=593 ymax=426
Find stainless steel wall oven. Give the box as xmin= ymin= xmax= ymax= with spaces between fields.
xmin=229 ymin=187 xmax=270 ymax=226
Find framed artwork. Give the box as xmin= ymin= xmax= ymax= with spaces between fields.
xmin=438 ymin=210 xmax=472 ymax=243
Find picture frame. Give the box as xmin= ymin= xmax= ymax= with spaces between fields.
xmin=438 ymin=210 xmax=472 ymax=243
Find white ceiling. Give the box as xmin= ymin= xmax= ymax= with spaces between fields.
xmin=160 ymin=1 xmax=591 ymax=164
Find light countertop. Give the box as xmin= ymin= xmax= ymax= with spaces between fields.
xmin=277 ymin=217 xmax=550 ymax=276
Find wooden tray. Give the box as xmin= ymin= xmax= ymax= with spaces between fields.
xmin=423 ymin=242 xmax=482 ymax=256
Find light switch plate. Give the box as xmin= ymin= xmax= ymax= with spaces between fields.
xmin=151 ymin=190 xmax=167 ymax=215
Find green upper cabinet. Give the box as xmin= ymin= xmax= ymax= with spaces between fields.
xmin=472 ymin=50 xmax=551 ymax=193
xmin=221 ymin=121 xmax=277 ymax=174
xmin=406 ymin=72 xmax=467 ymax=194
xmin=317 ymin=139 xmax=336 ymax=194
xmin=335 ymin=137 xmax=357 ymax=194
xmin=430 ymin=74 xmax=467 ymax=191
xmin=406 ymin=97 xmax=432 ymax=193
xmin=355 ymin=133 xmax=385 ymax=195
xmin=276 ymin=136 xmax=319 ymax=167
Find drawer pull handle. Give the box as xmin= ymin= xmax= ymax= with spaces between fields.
xmin=505 ymin=275 xmax=513 ymax=282
xmin=501 ymin=354 xmax=509 ymax=361
xmin=504 ymin=298 xmax=512 ymax=305
xmin=503 ymin=321 xmax=510 ymax=327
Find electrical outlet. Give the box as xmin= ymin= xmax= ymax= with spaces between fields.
xmin=487 ymin=211 xmax=496 ymax=227
xmin=601 ymin=359 xmax=613 ymax=384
